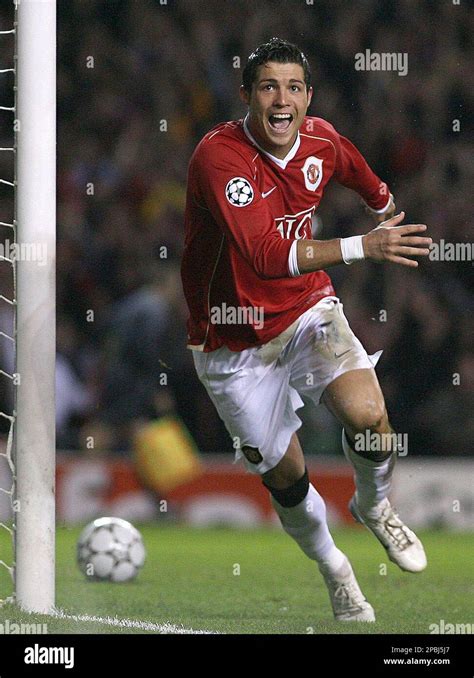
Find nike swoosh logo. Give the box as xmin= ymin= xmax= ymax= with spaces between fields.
xmin=262 ymin=186 xmax=277 ymax=199
xmin=334 ymin=349 xmax=351 ymax=359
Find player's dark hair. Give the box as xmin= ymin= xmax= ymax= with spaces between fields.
xmin=242 ymin=37 xmax=311 ymax=92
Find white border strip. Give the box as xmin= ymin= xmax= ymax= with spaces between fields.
xmin=53 ymin=609 xmax=217 ymax=635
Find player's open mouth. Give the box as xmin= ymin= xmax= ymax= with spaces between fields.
xmin=268 ymin=113 xmax=293 ymax=133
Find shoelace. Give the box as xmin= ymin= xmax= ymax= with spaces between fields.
xmin=333 ymin=580 xmax=365 ymax=610
xmin=376 ymin=506 xmax=414 ymax=549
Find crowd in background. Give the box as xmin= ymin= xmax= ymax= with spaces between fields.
xmin=0 ymin=0 xmax=471 ymax=456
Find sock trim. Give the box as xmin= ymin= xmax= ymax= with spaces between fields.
xmin=343 ymin=429 xmax=395 ymax=464
xmin=263 ymin=468 xmax=309 ymax=508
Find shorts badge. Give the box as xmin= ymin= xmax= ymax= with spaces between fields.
xmin=241 ymin=445 xmax=263 ymax=464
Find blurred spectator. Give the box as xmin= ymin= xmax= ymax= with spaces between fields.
xmin=56 ymin=353 xmax=91 ymax=448
xmin=99 ymin=263 xmax=179 ymax=432
xmin=414 ymin=353 xmax=474 ymax=455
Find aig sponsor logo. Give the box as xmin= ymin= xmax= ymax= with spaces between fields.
xmin=275 ymin=206 xmax=315 ymax=239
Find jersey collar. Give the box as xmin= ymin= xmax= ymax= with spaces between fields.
xmin=243 ymin=114 xmax=301 ymax=170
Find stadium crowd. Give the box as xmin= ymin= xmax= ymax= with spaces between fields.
xmin=0 ymin=0 xmax=471 ymax=456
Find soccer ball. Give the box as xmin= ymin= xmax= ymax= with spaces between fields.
xmin=77 ymin=517 xmax=146 ymax=582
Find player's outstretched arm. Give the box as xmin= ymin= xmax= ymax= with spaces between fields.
xmin=296 ymin=212 xmax=431 ymax=273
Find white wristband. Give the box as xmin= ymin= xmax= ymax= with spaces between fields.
xmin=340 ymin=235 xmax=365 ymax=265
xmin=288 ymin=240 xmax=301 ymax=277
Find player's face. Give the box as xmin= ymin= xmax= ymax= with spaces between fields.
xmin=240 ymin=61 xmax=313 ymax=159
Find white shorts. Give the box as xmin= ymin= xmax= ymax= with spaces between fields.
xmin=193 ymin=296 xmax=381 ymax=475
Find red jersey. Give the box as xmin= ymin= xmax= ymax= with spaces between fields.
xmin=182 ymin=116 xmax=390 ymax=352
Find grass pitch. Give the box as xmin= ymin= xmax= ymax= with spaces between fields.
xmin=0 ymin=525 xmax=472 ymax=634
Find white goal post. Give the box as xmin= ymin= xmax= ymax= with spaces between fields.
xmin=14 ymin=0 xmax=56 ymax=613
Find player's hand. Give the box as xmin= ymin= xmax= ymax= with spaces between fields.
xmin=365 ymin=193 xmax=396 ymax=224
xmin=362 ymin=212 xmax=432 ymax=268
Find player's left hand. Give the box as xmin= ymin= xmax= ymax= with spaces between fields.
xmin=362 ymin=211 xmax=432 ymax=268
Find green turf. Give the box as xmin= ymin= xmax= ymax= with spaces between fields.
xmin=0 ymin=525 xmax=472 ymax=634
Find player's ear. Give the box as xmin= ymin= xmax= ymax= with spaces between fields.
xmin=239 ymin=85 xmax=250 ymax=106
xmin=306 ymin=86 xmax=313 ymax=108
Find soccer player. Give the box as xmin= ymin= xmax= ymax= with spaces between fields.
xmin=181 ymin=38 xmax=431 ymax=622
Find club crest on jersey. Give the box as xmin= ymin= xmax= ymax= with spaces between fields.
xmin=301 ymin=156 xmax=323 ymax=192
xmin=225 ymin=177 xmax=254 ymax=207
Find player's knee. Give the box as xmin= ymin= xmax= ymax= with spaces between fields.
xmin=262 ymin=467 xmax=309 ymax=508
xmin=261 ymin=434 xmax=305 ymax=490
xmin=261 ymin=462 xmax=304 ymax=491
xmin=350 ymin=402 xmax=388 ymax=435
xmin=345 ymin=403 xmax=397 ymax=462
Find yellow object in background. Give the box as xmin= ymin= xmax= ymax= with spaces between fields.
xmin=133 ymin=416 xmax=203 ymax=495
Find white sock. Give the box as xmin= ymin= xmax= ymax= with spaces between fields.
xmin=342 ymin=429 xmax=396 ymax=517
xmin=271 ymin=483 xmax=346 ymax=571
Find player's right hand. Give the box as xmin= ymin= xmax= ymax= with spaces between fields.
xmin=362 ymin=212 xmax=432 ymax=268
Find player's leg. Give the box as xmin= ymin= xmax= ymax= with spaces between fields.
xmin=260 ymin=430 xmax=305 ymax=486
xmin=193 ymin=342 xmax=373 ymax=621
xmin=262 ymin=432 xmax=343 ymax=566
xmin=322 ymin=367 xmax=396 ymax=515
xmin=262 ymin=433 xmax=375 ymax=622
xmin=322 ymin=367 xmax=427 ymax=572
xmin=287 ymin=296 xmax=426 ymax=574
xmin=286 ymin=297 xmax=396 ymax=517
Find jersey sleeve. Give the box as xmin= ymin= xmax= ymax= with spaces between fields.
xmin=191 ymin=141 xmax=294 ymax=279
xmin=331 ymin=127 xmax=391 ymax=212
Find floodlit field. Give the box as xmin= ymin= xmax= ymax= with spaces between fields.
xmin=0 ymin=526 xmax=472 ymax=634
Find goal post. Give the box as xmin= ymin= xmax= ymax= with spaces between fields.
xmin=14 ymin=0 xmax=56 ymax=613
